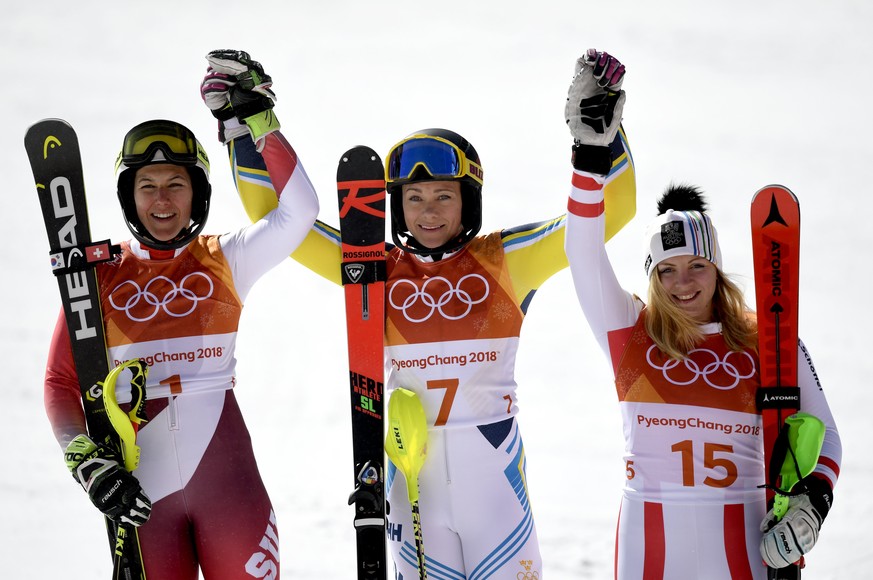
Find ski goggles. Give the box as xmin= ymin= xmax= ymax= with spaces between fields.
xmin=385 ymin=135 xmax=483 ymax=186
xmin=117 ymin=120 xmax=209 ymax=172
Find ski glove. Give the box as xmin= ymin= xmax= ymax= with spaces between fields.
xmin=201 ymin=49 xmax=280 ymax=149
xmin=759 ymin=475 xmax=833 ymax=568
xmin=565 ymin=48 xmax=627 ymax=175
xmin=64 ymin=434 xmax=152 ymax=527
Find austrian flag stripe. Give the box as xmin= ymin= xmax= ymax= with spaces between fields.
xmin=569 ymin=172 xmax=605 ymax=217
xmin=567 ymin=197 xmax=604 ymax=218
xmin=571 ymin=171 xmax=602 ymax=191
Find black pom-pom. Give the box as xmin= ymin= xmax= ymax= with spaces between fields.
xmin=656 ymin=183 xmax=708 ymax=215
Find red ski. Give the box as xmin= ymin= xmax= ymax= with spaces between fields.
xmin=751 ymin=184 xmax=802 ymax=579
xmin=337 ymin=146 xmax=388 ymax=579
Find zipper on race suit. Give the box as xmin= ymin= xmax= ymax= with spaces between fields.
xmin=167 ymin=395 xmax=180 ymax=430
xmin=443 ymin=429 xmax=452 ymax=485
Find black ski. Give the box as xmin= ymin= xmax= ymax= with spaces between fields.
xmin=337 ymin=146 xmax=388 ymax=579
xmin=25 ymin=119 xmax=146 ymax=579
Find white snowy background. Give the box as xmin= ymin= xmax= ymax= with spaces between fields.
xmin=2 ymin=1 xmax=870 ymax=577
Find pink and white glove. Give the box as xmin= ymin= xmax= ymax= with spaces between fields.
xmin=200 ymin=66 xmax=248 ymax=143
xmin=200 ymin=49 xmax=280 ymax=148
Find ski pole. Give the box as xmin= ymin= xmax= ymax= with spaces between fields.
xmin=385 ymin=388 xmax=429 ymax=580
xmin=100 ymin=358 xmax=149 ymax=579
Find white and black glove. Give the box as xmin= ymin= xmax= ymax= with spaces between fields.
xmin=200 ymin=49 xmax=280 ymax=149
xmin=565 ymin=48 xmax=627 ymax=175
xmin=64 ymin=434 xmax=151 ymax=527
xmin=760 ymin=475 xmax=833 ymax=568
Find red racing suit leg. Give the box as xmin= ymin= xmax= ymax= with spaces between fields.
xmin=135 ymin=390 xmax=279 ymax=580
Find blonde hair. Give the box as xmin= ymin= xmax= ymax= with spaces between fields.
xmin=645 ymin=270 xmax=757 ymax=360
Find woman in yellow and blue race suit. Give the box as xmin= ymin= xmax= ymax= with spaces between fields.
xmin=215 ymin=53 xmax=636 ymax=580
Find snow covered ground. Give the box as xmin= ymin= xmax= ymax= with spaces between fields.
xmin=2 ymin=1 xmax=871 ymax=577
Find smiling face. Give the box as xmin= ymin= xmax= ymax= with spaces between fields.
xmin=400 ymin=180 xmax=464 ymax=249
xmin=655 ymin=254 xmax=718 ymax=323
xmin=132 ymin=164 xmax=193 ymax=242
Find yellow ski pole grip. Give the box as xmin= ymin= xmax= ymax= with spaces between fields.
xmin=101 ymin=358 xmax=149 ymax=472
xmin=385 ymin=388 xmax=429 ymax=503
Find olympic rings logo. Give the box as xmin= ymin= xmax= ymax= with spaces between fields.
xmin=388 ymin=274 xmax=490 ymax=323
xmin=517 ymin=560 xmax=539 ymax=580
xmin=646 ymin=345 xmax=756 ymax=390
xmin=109 ymin=272 xmax=214 ymax=322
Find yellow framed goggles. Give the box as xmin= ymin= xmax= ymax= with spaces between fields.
xmin=385 ymin=135 xmax=483 ymax=186
xmin=117 ymin=120 xmax=209 ymax=173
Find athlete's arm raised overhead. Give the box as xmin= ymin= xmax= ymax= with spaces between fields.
xmin=563 ymin=50 xmax=640 ymax=361
xmin=232 ymin=132 xmax=346 ymax=285
xmin=504 ymin=126 xmax=635 ymax=312
xmin=564 ymin=166 xmax=641 ymax=360
xmin=220 ymin=132 xmax=320 ymax=299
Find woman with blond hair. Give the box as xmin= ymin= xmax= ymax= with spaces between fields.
xmin=563 ymin=49 xmax=841 ymax=579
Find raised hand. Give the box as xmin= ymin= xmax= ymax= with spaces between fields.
xmin=565 ymin=48 xmax=626 ymax=146
xmin=201 ymin=49 xmax=280 ymax=147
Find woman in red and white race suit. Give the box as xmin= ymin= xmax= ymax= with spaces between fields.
xmin=44 ymin=114 xmax=317 ymax=579
xmin=563 ymin=50 xmax=842 ymax=579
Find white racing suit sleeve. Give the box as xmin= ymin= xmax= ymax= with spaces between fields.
xmin=219 ymin=131 xmax=319 ymax=301
xmin=564 ymin=168 xmax=641 ymax=358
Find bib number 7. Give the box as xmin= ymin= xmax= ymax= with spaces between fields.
xmin=427 ymin=378 xmax=459 ymax=427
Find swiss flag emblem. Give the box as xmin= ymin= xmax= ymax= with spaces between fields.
xmin=86 ymin=242 xmax=110 ymax=262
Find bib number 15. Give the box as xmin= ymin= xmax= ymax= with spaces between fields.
xmin=625 ymin=442 xmax=738 ymax=488
xmin=626 ymin=441 xmax=738 ymax=487
xmin=671 ymin=440 xmax=738 ymax=488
